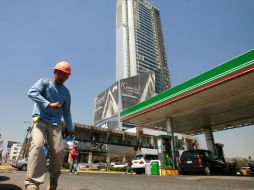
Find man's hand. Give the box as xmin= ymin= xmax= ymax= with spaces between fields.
xmin=48 ymin=102 xmax=62 ymax=110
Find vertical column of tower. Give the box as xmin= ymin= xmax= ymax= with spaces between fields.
xmin=152 ymin=7 xmax=171 ymax=90
xmin=116 ymin=0 xmax=131 ymax=80
xmin=127 ymin=0 xmax=137 ymax=77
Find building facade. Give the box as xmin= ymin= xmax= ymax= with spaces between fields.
xmin=116 ymin=0 xmax=170 ymax=93
xmin=9 ymin=143 xmax=22 ymax=163
xmin=126 ymin=127 xmax=200 ymax=157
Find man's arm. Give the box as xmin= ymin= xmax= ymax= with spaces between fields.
xmin=63 ymin=91 xmax=74 ymax=133
xmin=28 ymin=79 xmax=50 ymax=108
xmin=28 ymin=79 xmax=62 ymax=110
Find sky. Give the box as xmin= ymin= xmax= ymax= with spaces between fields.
xmin=0 ymin=0 xmax=253 ymax=158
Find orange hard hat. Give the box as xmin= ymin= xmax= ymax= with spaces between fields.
xmin=54 ymin=61 xmax=72 ymax=75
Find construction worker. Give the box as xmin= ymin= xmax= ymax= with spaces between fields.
xmin=25 ymin=61 xmax=74 ymax=190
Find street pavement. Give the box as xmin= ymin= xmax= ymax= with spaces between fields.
xmin=0 ymin=170 xmax=254 ymax=190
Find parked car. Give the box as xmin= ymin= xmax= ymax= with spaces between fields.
xmin=11 ymin=158 xmax=28 ymax=171
xmin=112 ymin=163 xmax=127 ymax=168
xmin=77 ymin=163 xmax=89 ymax=170
xmin=179 ymin=150 xmax=226 ymax=175
xmin=132 ymin=154 xmax=158 ymax=174
xmin=96 ymin=163 xmax=107 ymax=170
xmin=110 ymin=162 xmax=117 ymax=166
xmin=225 ymin=161 xmax=241 ymax=175
xmin=241 ymin=166 xmax=254 ymax=176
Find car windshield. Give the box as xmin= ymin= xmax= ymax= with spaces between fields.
xmin=181 ymin=151 xmax=200 ymax=160
xmin=144 ymin=155 xmax=158 ymax=160
xmin=133 ymin=155 xmax=143 ymax=160
xmin=203 ymin=151 xmax=215 ymax=159
xmin=203 ymin=151 xmax=210 ymax=158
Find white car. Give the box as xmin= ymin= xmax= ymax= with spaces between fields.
xmin=112 ymin=163 xmax=127 ymax=168
xmin=12 ymin=158 xmax=49 ymax=171
xmin=96 ymin=163 xmax=107 ymax=170
xmin=77 ymin=163 xmax=89 ymax=170
xmin=11 ymin=158 xmax=28 ymax=171
xmin=131 ymin=154 xmax=158 ymax=174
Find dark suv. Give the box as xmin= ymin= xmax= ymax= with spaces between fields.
xmin=179 ymin=150 xmax=226 ymax=175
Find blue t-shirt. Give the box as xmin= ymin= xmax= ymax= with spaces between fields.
xmin=28 ymin=78 xmax=73 ymax=131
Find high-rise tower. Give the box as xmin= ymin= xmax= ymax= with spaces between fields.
xmin=116 ymin=0 xmax=170 ymax=93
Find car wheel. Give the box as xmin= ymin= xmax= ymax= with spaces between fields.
xmin=223 ymin=167 xmax=228 ymax=175
xmin=135 ymin=170 xmax=144 ymax=174
xmin=21 ymin=164 xmax=27 ymax=171
xmin=204 ymin=166 xmax=211 ymax=175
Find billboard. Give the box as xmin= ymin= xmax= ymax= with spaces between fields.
xmin=120 ymin=71 xmax=155 ymax=110
xmin=94 ymin=82 xmax=119 ymax=124
xmin=94 ymin=72 xmax=155 ymax=129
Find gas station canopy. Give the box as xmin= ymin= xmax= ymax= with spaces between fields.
xmin=120 ymin=49 xmax=254 ymax=135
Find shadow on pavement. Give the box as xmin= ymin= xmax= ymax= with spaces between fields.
xmin=0 ymin=184 xmax=23 ymax=190
xmin=0 ymin=175 xmax=22 ymax=190
xmin=0 ymin=176 xmax=10 ymax=181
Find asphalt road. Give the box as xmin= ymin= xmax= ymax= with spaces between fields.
xmin=0 ymin=170 xmax=254 ymax=190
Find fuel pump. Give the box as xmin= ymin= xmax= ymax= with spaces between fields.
xmin=215 ymin=143 xmax=225 ymax=163
xmin=157 ymin=135 xmax=174 ymax=169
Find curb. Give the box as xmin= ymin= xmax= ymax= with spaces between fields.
xmin=0 ymin=166 xmax=16 ymax=171
xmin=61 ymin=169 xmax=127 ymax=175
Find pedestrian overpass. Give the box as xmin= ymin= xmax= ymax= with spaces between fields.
xmin=73 ymin=123 xmax=155 ymax=149
xmin=120 ymin=49 xmax=254 ymax=154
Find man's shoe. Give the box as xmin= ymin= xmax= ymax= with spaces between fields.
xmin=26 ymin=185 xmax=38 ymax=190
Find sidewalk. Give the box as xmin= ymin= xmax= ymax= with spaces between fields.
xmin=0 ymin=165 xmax=16 ymax=171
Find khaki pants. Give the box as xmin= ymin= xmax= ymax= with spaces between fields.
xmin=25 ymin=120 xmax=66 ymax=188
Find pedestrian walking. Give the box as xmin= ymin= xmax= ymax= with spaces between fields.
xmin=125 ymin=159 xmax=133 ymax=175
xmin=69 ymin=144 xmax=78 ymax=175
xmin=25 ymin=61 xmax=74 ymax=190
